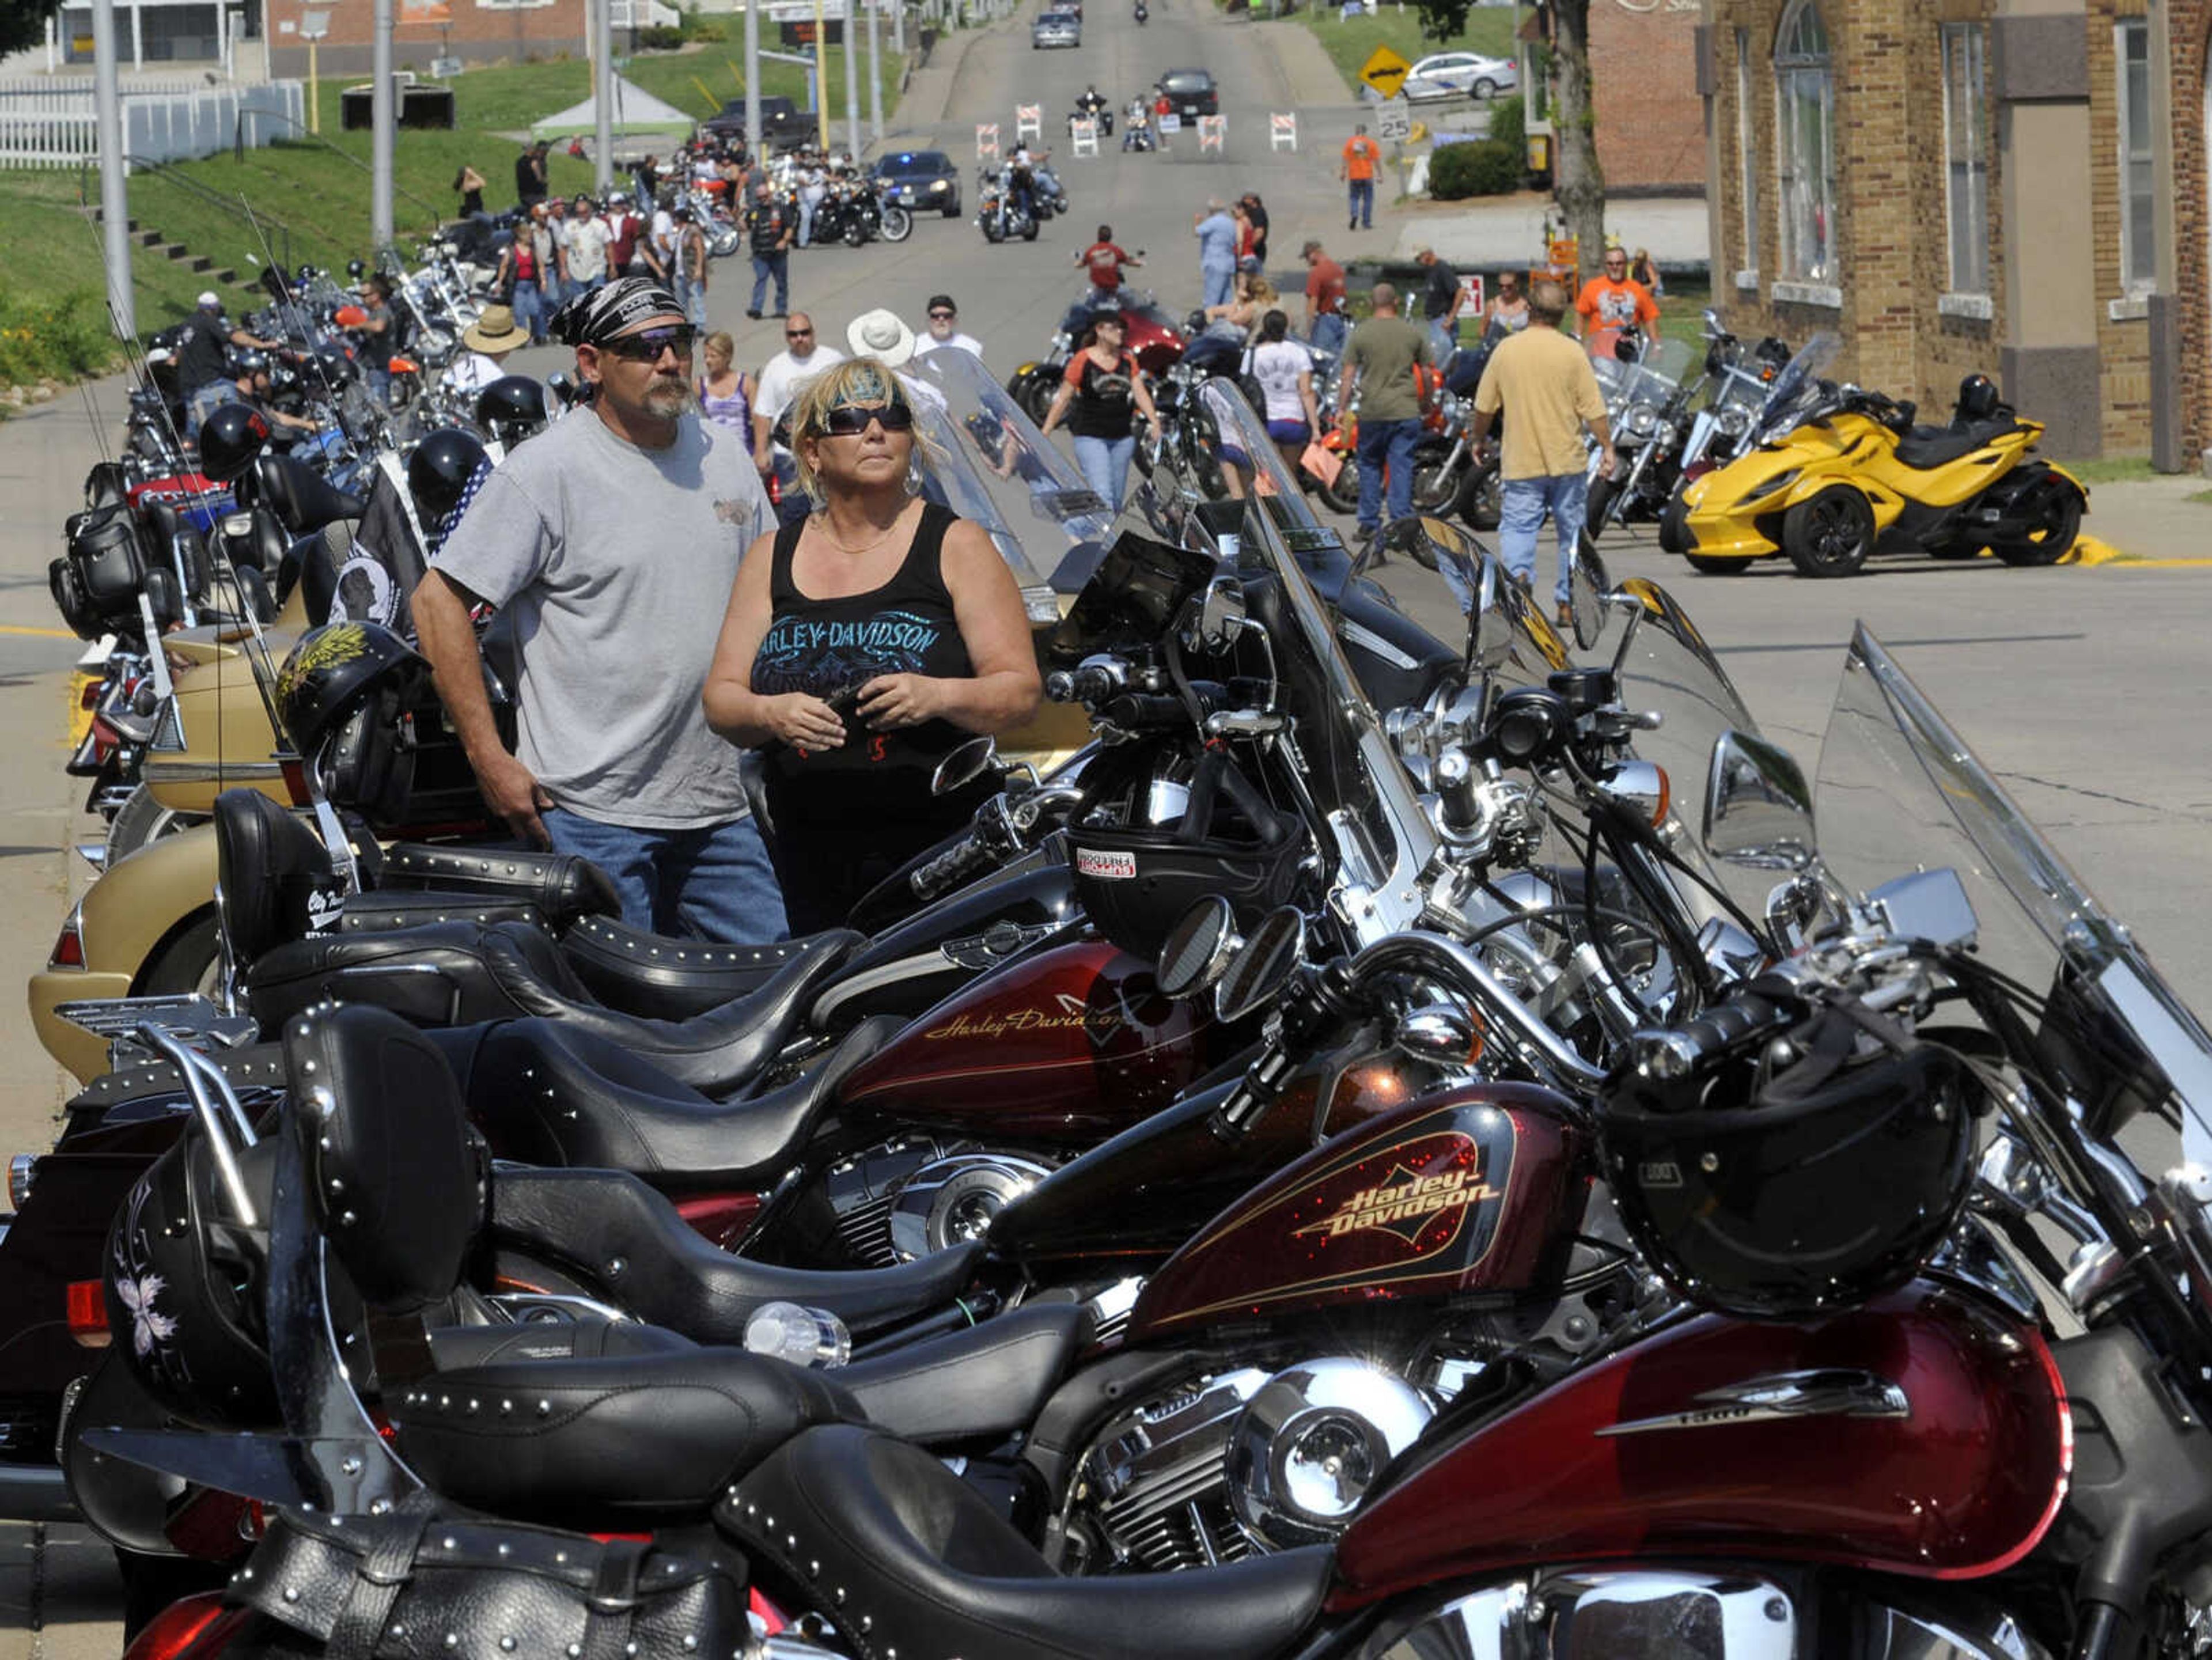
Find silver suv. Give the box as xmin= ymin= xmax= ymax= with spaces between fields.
xmin=1032 ymin=9 xmax=1081 ymax=47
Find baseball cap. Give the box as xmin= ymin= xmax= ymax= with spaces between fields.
xmin=926 ymin=293 xmax=957 ymax=314
xmin=196 ymin=290 xmax=221 ymax=308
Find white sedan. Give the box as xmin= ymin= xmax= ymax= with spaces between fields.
xmin=1402 ymin=51 xmax=1518 ymax=101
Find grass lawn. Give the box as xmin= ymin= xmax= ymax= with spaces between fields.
xmin=0 ymin=40 xmax=909 ymax=390
xmin=2056 ymin=454 xmax=2160 ymax=484
xmin=1274 ymin=2 xmax=1518 ymax=99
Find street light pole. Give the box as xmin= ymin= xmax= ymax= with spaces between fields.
xmin=592 ymin=0 xmax=613 ymax=195
xmin=370 ymin=0 xmax=394 ymax=251
xmin=813 ymin=0 xmax=828 ymax=150
xmin=865 ymin=0 xmax=881 ymax=144
xmin=743 ymin=0 xmax=762 ymax=158
xmin=842 ymin=0 xmax=860 ymax=157
xmin=91 ymin=0 xmax=132 ymax=342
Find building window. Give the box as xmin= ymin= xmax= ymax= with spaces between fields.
xmin=2115 ymin=18 xmax=2155 ymax=293
xmin=1736 ymin=27 xmax=1758 ymax=279
xmin=1940 ymin=23 xmax=1988 ymax=295
xmin=1774 ymin=0 xmax=1835 ymax=285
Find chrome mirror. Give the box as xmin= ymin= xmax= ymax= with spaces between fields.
xmin=1702 ymin=730 xmax=1817 ymax=873
xmin=931 ymin=736 xmax=999 ymax=797
xmin=1215 ymin=905 xmax=1305 ymax=1024
xmin=1567 ymin=531 xmax=1609 ymax=651
xmin=1469 ymin=555 xmax=1512 ymax=673
xmin=1190 ymin=573 xmax=1248 ymax=651
xmin=1157 ymin=896 xmax=1240 ymax=1000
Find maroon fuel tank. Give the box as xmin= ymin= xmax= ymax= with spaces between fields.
xmin=1330 ymin=1284 xmax=2070 ymax=1605
xmin=834 ymin=938 xmax=1221 ymax=1143
xmin=1121 ymin=1083 xmax=1592 ymax=1344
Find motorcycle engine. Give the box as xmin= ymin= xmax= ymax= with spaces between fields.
xmin=821 ymin=1135 xmax=1055 ymax=1266
xmin=1066 ymin=1358 xmax=1441 ymax=1571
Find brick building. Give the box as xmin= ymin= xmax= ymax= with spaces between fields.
xmin=1589 ymin=0 xmax=1706 ymax=195
xmin=264 ymin=0 xmax=588 ymax=78
xmin=1696 ymin=0 xmax=2200 ymax=463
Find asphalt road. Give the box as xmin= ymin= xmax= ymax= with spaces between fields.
xmin=2 ymin=1 xmax=2211 ymax=1649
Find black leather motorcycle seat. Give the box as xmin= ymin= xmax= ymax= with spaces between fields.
xmin=378 ymin=842 xmax=621 ymax=934
xmin=338 ymin=888 xmax=550 ymax=934
xmin=727 ymin=1426 xmax=1334 ymax=1660
xmin=214 ymin=789 xmax=337 ymax=970
xmin=558 ymin=914 xmax=840 ymax=1020
xmin=257 ymin=452 xmax=366 ymax=535
xmin=836 ymin=1303 xmax=1089 ymax=1442
xmin=392 ymin=1347 xmax=858 ymax=1523
xmin=1892 ymin=416 xmax=2023 ymax=471
xmin=425 ymin=1314 xmax=697 ymax=1371
xmin=475 ymin=923 xmax=862 ymax=1095
xmin=487 ymin=1157 xmax=982 ymax=1343
xmin=466 ymin=1013 xmax=888 ymax=1189
xmin=245 ymin=920 xmax=580 ymax=1032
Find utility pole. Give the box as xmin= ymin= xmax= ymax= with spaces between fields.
xmin=842 ymin=0 xmax=861 ymax=157
xmin=592 ymin=0 xmax=613 ymax=195
xmin=92 ymin=0 xmax=132 ymax=341
xmin=370 ymin=0 xmax=394 ymax=251
xmin=813 ymin=0 xmax=828 ymax=150
xmin=743 ymin=0 xmax=762 ymax=157
xmin=865 ymin=0 xmax=881 ymax=144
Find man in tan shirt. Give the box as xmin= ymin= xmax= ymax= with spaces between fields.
xmin=1469 ymin=278 xmax=1616 ymax=628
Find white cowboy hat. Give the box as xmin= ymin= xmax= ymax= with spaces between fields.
xmin=460 ymin=304 xmax=532 ymax=354
xmin=846 ymin=307 xmax=918 ymax=369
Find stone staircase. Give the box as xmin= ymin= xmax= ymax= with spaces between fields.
xmin=92 ymin=210 xmax=245 ymax=289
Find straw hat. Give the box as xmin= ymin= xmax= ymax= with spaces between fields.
xmin=461 ymin=305 xmax=531 ymax=354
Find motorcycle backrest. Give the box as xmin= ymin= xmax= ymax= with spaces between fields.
xmin=214 ymin=787 xmax=341 ymax=969
xmin=280 ymin=1002 xmax=483 ymax=1312
xmin=255 ymin=453 xmax=368 ymax=537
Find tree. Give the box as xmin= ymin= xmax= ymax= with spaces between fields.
xmin=0 ymin=0 xmax=63 ymax=56
xmin=1411 ymin=0 xmax=1472 ymax=40
xmin=1546 ymin=0 xmax=1605 ymax=285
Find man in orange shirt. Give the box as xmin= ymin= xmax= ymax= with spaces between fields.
xmin=1340 ymin=123 xmax=1382 ymax=231
xmin=1573 ymin=245 xmax=1661 ymax=359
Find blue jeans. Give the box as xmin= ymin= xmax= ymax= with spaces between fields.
xmin=1310 ymin=312 xmax=1347 ymax=357
xmin=542 ymin=807 xmax=789 ymax=943
xmin=1354 ymin=415 xmax=1420 ymax=535
xmin=1348 ymin=177 xmax=1374 ymax=227
xmin=510 ymin=278 xmax=546 ymax=344
xmin=675 ymin=275 xmax=707 ymax=329
xmin=184 ymin=379 xmax=233 ymax=441
xmin=798 ymin=198 xmax=819 ymax=245
xmin=1201 ymin=263 xmax=1235 ymax=309
xmin=1498 ymin=472 xmax=1588 ymax=605
xmin=1072 ymin=433 xmax=1135 ymax=507
xmin=750 ymin=251 xmax=788 ymax=314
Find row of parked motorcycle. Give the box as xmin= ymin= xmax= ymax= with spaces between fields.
xmin=14 ymin=283 xmax=2202 ymax=1660
xmin=1588 ymin=313 xmax=2090 ymax=577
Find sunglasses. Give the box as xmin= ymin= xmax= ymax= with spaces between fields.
xmin=786 ymin=328 xmax=815 ymax=339
xmin=928 ymin=310 xmax=956 ymax=321
xmin=816 ymin=400 xmax=915 ymax=436
xmin=601 ymin=326 xmax=697 ymax=362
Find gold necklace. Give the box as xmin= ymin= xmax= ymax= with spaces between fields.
xmin=812 ymin=502 xmax=908 ymax=557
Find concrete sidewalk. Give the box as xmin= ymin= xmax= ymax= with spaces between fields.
xmin=2069 ymin=474 xmax=2212 ymax=564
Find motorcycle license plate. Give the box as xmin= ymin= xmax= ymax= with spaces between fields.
xmin=1302 ymin=442 xmax=1343 ymax=486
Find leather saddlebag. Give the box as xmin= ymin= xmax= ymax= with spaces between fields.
xmin=219 ymin=1495 xmax=744 ymax=1659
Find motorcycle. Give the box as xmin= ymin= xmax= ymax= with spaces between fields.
xmin=1069 ymin=98 xmax=1115 ymax=137
xmin=1653 ymin=310 xmax=1793 ymax=553
xmin=1676 ymin=359 xmax=2088 ymax=577
xmin=1582 ymin=336 xmax=1699 ymax=537
xmin=975 ymin=166 xmax=1038 ymax=243
xmin=1006 ymin=289 xmax=1186 ymax=428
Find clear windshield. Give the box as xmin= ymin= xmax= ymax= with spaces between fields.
xmin=902 ymin=350 xmax=1106 ymax=616
xmin=1593 ymin=339 xmax=1696 ymax=411
xmin=1189 ymin=376 xmax=1332 ymax=544
xmin=1747 ymin=331 xmax=1840 ymax=445
xmin=1812 ymin=627 xmax=2212 ymax=1159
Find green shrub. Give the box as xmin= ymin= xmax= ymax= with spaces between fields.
xmin=1427 ymin=138 xmax=1518 ymax=199
xmin=0 ymin=288 xmax=123 ymax=391
xmin=637 ymin=24 xmax=685 ymax=49
xmin=1486 ymin=91 xmax=1522 ymax=154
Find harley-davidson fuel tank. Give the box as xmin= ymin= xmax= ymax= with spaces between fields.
xmin=1331 ymin=1283 xmax=2070 ymax=1602
xmin=1121 ymin=1085 xmax=1593 ymax=1344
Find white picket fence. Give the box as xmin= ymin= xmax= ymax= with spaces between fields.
xmin=0 ymin=78 xmax=302 ymax=169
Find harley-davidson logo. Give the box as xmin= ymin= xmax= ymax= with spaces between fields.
xmin=1293 ymin=1161 xmax=1497 ymax=1245
xmin=1075 ymin=848 xmax=1137 ymax=880
xmin=922 ymin=991 xmax=1126 ymax=1042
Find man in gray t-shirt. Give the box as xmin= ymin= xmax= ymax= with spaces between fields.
xmin=415 ymin=277 xmax=786 ymax=942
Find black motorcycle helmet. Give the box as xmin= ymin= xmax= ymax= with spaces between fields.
xmin=198 ymin=401 xmax=274 ymax=483
xmin=104 ymin=1133 xmax=285 ymax=1430
xmin=1955 ymin=373 xmax=2004 ymax=426
xmin=275 ymin=620 xmax=426 ymax=819
xmin=476 ymin=374 xmax=550 ymax=445
xmin=408 ymin=427 xmax=489 ymax=528
xmin=1600 ymin=993 xmax=1976 ymax=1321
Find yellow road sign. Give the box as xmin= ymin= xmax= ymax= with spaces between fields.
xmin=1360 ymin=45 xmax=1412 ymax=98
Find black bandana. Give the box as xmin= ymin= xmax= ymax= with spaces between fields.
xmin=555 ymin=276 xmax=684 ymax=348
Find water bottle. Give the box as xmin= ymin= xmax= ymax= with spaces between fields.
xmin=743 ymin=1301 xmax=852 ymax=1369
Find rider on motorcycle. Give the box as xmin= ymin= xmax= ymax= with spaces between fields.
xmin=1077 ymin=85 xmax=1108 ymax=118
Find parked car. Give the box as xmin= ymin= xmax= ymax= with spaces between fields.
xmin=1156 ymin=66 xmax=1218 ymax=118
xmin=1402 ymin=51 xmax=1518 ymax=101
xmin=874 ymin=149 xmax=963 ymax=216
xmin=702 ymin=94 xmax=817 ymax=153
xmin=1032 ymin=9 xmax=1081 ymax=47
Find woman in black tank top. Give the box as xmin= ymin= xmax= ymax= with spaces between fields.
xmin=704 ymin=357 xmax=1043 ymax=933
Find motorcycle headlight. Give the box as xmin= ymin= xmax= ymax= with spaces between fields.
xmin=1624 ymin=404 xmax=1658 ymax=439
xmin=1716 ymin=404 xmax=1753 ymax=438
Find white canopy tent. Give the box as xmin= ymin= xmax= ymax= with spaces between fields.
xmin=529 ymin=75 xmax=698 ymax=141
